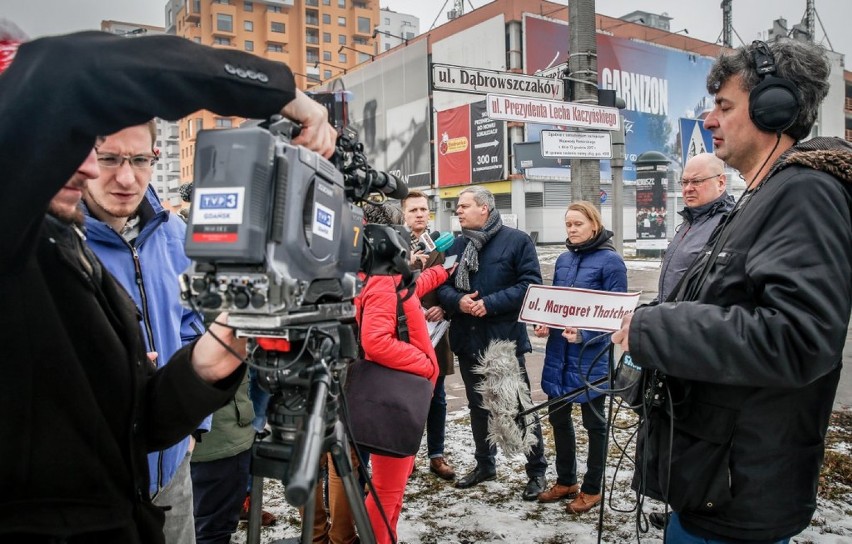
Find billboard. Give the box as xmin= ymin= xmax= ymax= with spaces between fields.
xmin=436 ymin=100 xmax=506 ymax=187
xmin=318 ymin=40 xmax=431 ymax=188
xmin=522 ymin=14 xmax=715 ymax=181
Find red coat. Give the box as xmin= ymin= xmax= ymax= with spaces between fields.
xmin=355 ymin=266 xmax=448 ymax=384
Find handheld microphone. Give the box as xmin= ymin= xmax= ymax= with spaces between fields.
xmin=415 ymin=231 xmax=454 ymax=253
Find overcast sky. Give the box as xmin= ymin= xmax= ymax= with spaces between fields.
xmin=4 ymin=0 xmax=849 ymax=59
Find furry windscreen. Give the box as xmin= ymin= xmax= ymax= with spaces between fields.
xmin=472 ymin=339 xmax=538 ymax=456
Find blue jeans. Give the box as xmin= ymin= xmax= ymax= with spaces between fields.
xmin=248 ymin=367 xmax=271 ymax=433
xmin=666 ymin=513 xmax=791 ymax=544
xmin=426 ymin=375 xmax=447 ymax=458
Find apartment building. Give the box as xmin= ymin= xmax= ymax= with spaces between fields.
xmin=165 ymin=0 xmax=379 ymax=183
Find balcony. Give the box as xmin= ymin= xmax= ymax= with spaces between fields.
xmin=846 ymin=129 xmax=852 ymax=142
xmin=846 ymin=96 xmax=852 ymax=113
xmin=185 ymin=0 xmax=201 ymax=22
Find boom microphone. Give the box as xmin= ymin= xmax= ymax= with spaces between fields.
xmin=369 ymin=170 xmax=408 ymax=200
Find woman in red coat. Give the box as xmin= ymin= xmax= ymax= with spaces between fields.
xmin=355 ymin=203 xmax=449 ymax=544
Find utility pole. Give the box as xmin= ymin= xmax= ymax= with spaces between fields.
xmin=722 ymin=0 xmax=733 ymax=48
xmin=568 ymin=0 xmax=600 ymax=208
xmin=611 ymin=116 xmax=625 ymax=254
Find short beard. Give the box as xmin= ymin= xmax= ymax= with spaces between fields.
xmin=47 ymin=202 xmax=84 ymax=226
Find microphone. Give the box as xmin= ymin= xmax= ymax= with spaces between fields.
xmin=415 ymin=231 xmax=454 ymax=253
xmin=370 ymin=170 xmax=409 ymax=200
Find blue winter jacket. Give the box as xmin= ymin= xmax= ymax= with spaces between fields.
xmin=540 ymin=231 xmax=627 ymax=402
xmin=83 ymin=186 xmax=209 ymax=495
xmin=438 ymin=225 xmax=541 ymax=357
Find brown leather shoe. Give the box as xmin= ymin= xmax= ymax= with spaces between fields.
xmin=429 ymin=456 xmax=456 ymax=480
xmin=566 ymin=492 xmax=602 ymax=514
xmin=537 ymin=483 xmax=580 ymax=503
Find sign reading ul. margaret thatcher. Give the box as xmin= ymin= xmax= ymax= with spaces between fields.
xmin=519 ymin=285 xmax=641 ymax=332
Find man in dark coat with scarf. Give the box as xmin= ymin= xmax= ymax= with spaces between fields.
xmin=437 ymin=186 xmax=548 ymax=500
xmin=613 ymin=38 xmax=852 ymax=542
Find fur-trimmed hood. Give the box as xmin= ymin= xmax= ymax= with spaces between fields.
xmin=769 ymin=136 xmax=852 ymax=187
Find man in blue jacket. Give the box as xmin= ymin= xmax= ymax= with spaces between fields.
xmin=82 ymin=121 xmax=208 ymax=544
xmin=437 ymin=186 xmax=547 ymax=500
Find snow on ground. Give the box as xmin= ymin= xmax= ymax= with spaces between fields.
xmin=233 ymin=405 xmax=852 ymax=544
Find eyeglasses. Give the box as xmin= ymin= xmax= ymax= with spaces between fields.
xmin=678 ymin=173 xmax=721 ymax=187
xmin=96 ymin=153 xmax=158 ymax=170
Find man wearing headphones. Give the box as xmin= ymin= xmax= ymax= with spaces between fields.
xmin=613 ymin=39 xmax=851 ymax=542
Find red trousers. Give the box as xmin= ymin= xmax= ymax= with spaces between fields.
xmin=365 ymin=454 xmax=415 ymax=544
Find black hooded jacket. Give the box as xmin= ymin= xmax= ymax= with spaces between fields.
xmin=630 ymin=137 xmax=852 ymax=541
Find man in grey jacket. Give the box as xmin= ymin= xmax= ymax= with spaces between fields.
xmin=655 ymin=152 xmax=734 ymax=303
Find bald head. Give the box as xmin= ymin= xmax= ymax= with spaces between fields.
xmin=681 ymin=153 xmax=727 ymax=208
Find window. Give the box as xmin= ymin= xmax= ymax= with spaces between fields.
xmin=193 ymin=37 xmax=201 ymax=43
xmin=338 ymin=16 xmax=346 ymax=27
xmin=213 ymin=37 xmax=231 ymax=45
xmin=384 ymin=43 xmax=390 ymax=51
xmin=306 ymin=29 xmax=319 ymax=44
xmin=323 ymin=32 xmax=331 ymax=43
xmin=357 ymin=16 xmax=370 ymax=34
xmin=213 ymin=0 xmax=231 ymax=4
xmin=323 ymin=51 xmax=331 ymax=61
xmin=195 ymin=118 xmax=203 ymax=133
xmin=338 ymin=52 xmax=346 ymax=63
xmin=338 ymin=0 xmax=345 ymax=7
xmin=244 ymin=20 xmax=253 ymax=31
xmin=322 ymin=14 xmax=331 ymax=24
xmin=353 ymin=36 xmax=367 ymax=45
xmin=323 ymin=0 xmax=331 ymax=5
xmin=216 ymin=14 xmax=233 ymax=33
xmin=324 ymin=69 xmax=332 ymax=79
xmin=357 ymin=52 xmax=372 ymax=63
xmin=244 ymin=1 xmax=253 ymax=11
xmin=268 ymin=44 xmax=284 ymax=52
xmin=384 ymin=17 xmax=390 ymax=25
xmin=268 ymin=5 xmax=282 ymax=13
xmin=215 ymin=118 xmax=233 ymax=128
xmin=245 ymin=40 xmax=254 ymax=51
xmin=306 ymin=9 xmax=319 ymax=25
xmin=306 ymin=0 xmax=319 ymax=5
xmin=405 ymin=31 xmax=414 ymax=39
xmin=270 ymin=22 xmax=285 ymax=33
xmin=338 ymin=34 xmax=346 ymax=45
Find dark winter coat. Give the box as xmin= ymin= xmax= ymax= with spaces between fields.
xmin=655 ymin=192 xmax=735 ymax=303
xmin=0 ymin=31 xmax=296 ymax=542
xmin=630 ymin=138 xmax=852 ymax=541
xmin=541 ymin=231 xmax=627 ymax=402
xmin=438 ymin=225 xmax=541 ymax=357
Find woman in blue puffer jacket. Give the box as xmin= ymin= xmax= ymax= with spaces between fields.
xmin=533 ymin=200 xmax=627 ymax=514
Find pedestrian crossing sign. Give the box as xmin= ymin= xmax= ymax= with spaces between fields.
xmin=679 ymin=118 xmax=713 ymax=168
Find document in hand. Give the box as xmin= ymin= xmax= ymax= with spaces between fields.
xmin=428 ymin=319 xmax=451 ymax=347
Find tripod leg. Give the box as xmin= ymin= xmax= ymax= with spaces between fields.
xmin=328 ymin=426 xmax=376 ymax=544
xmin=247 ymin=474 xmax=264 ymax=544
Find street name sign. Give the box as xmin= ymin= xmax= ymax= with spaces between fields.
xmin=486 ymin=93 xmax=621 ymax=130
xmin=432 ymin=63 xmax=564 ymax=100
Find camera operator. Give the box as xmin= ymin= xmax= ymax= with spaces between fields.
xmin=612 ymin=39 xmax=852 ymax=542
xmin=0 ymin=25 xmax=336 ymax=543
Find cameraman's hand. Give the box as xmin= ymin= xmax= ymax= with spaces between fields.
xmin=281 ymin=89 xmax=337 ymax=158
xmin=191 ymin=313 xmax=247 ymax=383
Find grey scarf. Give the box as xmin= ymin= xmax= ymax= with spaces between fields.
xmin=455 ymin=207 xmax=502 ymax=291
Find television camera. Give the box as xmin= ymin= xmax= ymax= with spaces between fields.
xmin=181 ymin=113 xmax=413 ymax=543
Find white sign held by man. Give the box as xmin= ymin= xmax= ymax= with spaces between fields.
xmin=519 ymin=285 xmax=641 ymax=332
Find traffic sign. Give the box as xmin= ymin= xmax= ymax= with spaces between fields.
xmin=540 ymin=130 xmax=612 ymax=159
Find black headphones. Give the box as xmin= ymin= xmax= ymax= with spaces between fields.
xmin=748 ymin=40 xmax=800 ymax=134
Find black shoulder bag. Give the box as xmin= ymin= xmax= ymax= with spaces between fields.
xmin=345 ymin=292 xmax=434 ymax=458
